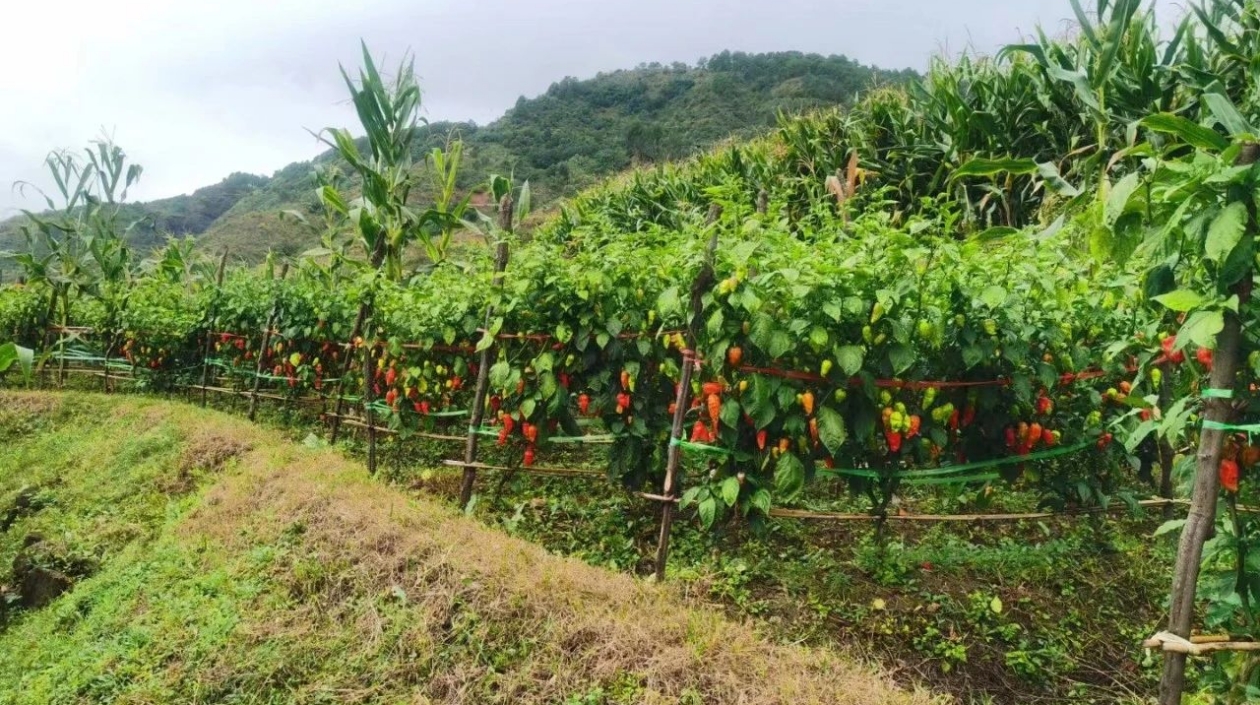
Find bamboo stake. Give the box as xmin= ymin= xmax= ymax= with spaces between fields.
xmin=459 ymin=194 xmax=513 ymax=508
xmin=247 ymin=264 xmax=288 ymax=421
xmin=1146 ymin=632 xmax=1260 ymax=655
xmin=654 ymin=203 xmax=721 ymax=581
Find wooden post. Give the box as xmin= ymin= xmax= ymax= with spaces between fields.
xmin=654 ymin=204 xmax=721 ymax=581
xmin=459 ymin=194 xmax=513 ymax=508
xmin=1159 ymin=144 xmax=1258 ymax=705
xmin=247 ymin=263 xmax=288 ymax=422
xmin=200 ymin=249 xmax=230 ymax=407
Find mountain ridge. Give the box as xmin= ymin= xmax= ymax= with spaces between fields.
xmin=0 ymin=50 xmax=915 ymax=270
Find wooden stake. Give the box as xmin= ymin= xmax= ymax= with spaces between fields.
xmin=459 ymin=194 xmax=513 ymax=508
xmin=247 ymin=263 xmax=288 ymax=422
xmin=654 ymin=203 xmax=721 ymax=581
xmin=1160 ymin=143 xmax=1258 ymax=705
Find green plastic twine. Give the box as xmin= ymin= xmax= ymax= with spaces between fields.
xmin=669 ymin=437 xmax=734 ymax=456
xmin=1203 ymin=388 xmax=1236 ymax=399
xmin=819 ymin=440 xmax=1095 ymax=483
xmin=1203 ymin=419 xmax=1260 ymax=435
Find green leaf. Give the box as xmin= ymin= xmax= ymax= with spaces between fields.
xmin=656 ymin=286 xmax=681 ymax=317
xmin=888 ymin=344 xmax=914 ymax=375
xmin=519 ymin=398 xmax=537 ymax=419
xmin=1204 ymin=93 xmax=1255 ymax=138
xmin=1152 ymin=289 xmax=1205 ymax=312
xmin=1104 ymin=172 xmax=1141 ymax=227
xmin=835 ymin=345 xmax=864 ymax=377
xmin=488 ymin=361 xmax=511 ymax=389
xmin=808 ymin=326 xmax=829 ymax=351
xmin=1140 ymin=113 xmax=1230 ymax=151
xmin=767 ymin=329 xmax=793 ymax=359
xmin=816 ymin=406 xmax=847 ymax=456
xmin=962 ymin=345 xmax=984 ymax=369
xmin=1037 ymin=161 xmax=1080 ymax=197
xmin=704 ymin=307 xmax=725 ymax=338
xmin=1178 ymin=310 xmax=1224 ymax=350
xmin=1206 ymin=202 xmax=1247 ymax=263
xmin=951 ymin=157 xmax=1038 ymax=180
xmin=749 ymin=488 xmax=772 ymax=516
xmin=774 ymin=452 xmax=805 ymax=501
xmin=698 ymin=497 xmax=717 ymax=528
xmin=990 ymin=596 xmax=1003 ymax=615
xmin=979 ymin=285 xmax=1007 ymax=308
xmin=1154 ymin=519 xmax=1187 ymax=538
xmin=721 ymin=476 xmax=741 ymax=506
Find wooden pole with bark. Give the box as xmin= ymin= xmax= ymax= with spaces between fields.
xmin=654 ymin=203 xmax=721 ymax=581
xmin=459 ymin=194 xmax=513 ymax=508
xmin=1159 ymin=144 xmax=1258 ymax=704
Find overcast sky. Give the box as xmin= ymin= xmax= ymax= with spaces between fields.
xmin=0 ymin=0 xmax=1184 ymax=215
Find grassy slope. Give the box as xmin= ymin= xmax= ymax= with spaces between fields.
xmin=0 ymin=391 xmax=935 ymax=705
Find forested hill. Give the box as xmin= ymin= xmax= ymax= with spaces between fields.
xmin=0 ymin=51 xmax=914 ymax=268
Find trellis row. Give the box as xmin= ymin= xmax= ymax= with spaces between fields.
xmin=37 ymin=307 xmax=1160 ymax=580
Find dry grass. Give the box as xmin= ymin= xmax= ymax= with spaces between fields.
xmin=0 ymin=390 xmax=62 ymax=417
xmin=176 ymin=414 xmax=943 ymax=705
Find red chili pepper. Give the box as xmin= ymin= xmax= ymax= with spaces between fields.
xmin=691 ymin=419 xmax=710 ymax=443
xmin=756 ymin=429 xmax=768 ymax=450
xmin=1036 ymin=395 xmax=1053 ymax=415
xmin=1220 ymin=458 xmax=1240 ymax=493
xmin=578 ymin=393 xmax=590 ymax=416
xmin=1196 ymin=347 xmax=1214 ymax=371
